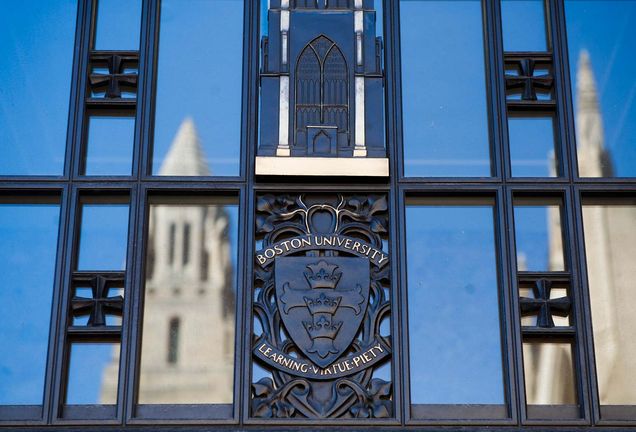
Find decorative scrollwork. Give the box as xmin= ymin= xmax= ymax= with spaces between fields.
xmin=251 ymin=194 xmax=392 ymax=419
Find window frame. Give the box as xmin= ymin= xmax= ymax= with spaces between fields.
xmin=0 ymin=0 xmax=634 ymax=429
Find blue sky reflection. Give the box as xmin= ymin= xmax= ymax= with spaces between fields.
xmin=400 ymin=0 xmax=491 ymax=177
xmin=0 ymin=2 xmax=76 ymax=175
xmin=406 ymin=204 xmax=504 ymax=404
xmin=152 ymin=0 xmax=243 ymax=176
xmin=0 ymin=204 xmax=60 ymax=404
xmin=566 ymin=0 xmax=636 ymax=177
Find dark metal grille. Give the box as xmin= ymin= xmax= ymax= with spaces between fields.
xmin=0 ymin=0 xmax=634 ymax=430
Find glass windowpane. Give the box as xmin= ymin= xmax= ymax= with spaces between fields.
xmin=77 ymin=203 xmax=129 ymax=271
xmin=0 ymin=203 xmax=60 ymax=405
xmin=151 ymin=0 xmax=243 ymax=176
xmin=523 ymin=342 xmax=577 ymax=406
xmin=84 ymin=116 xmax=135 ymax=175
xmin=66 ymin=343 xmax=120 ymax=404
xmin=138 ymin=199 xmax=238 ymax=404
xmin=583 ymin=198 xmax=636 ymax=405
xmin=508 ymin=114 xmax=557 ymax=177
xmin=400 ymin=0 xmax=491 ymax=177
xmin=93 ymin=0 xmax=142 ymax=50
xmin=0 ymin=2 xmax=77 ymax=175
xmin=501 ymin=0 xmax=548 ymax=52
xmin=406 ymin=200 xmax=504 ymax=404
xmin=514 ymin=199 xmax=565 ymax=271
xmin=566 ymin=0 xmax=636 ymax=177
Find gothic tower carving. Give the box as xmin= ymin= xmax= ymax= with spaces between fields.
xmin=256 ymin=0 xmax=388 ymax=176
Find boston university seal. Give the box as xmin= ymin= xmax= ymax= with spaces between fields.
xmin=251 ymin=195 xmax=392 ymax=419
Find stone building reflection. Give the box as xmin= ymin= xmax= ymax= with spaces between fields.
xmin=523 ymin=50 xmax=636 ymax=406
xmin=100 ymin=118 xmax=236 ymax=404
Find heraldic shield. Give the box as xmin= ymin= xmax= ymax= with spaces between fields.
xmin=275 ymin=256 xmax=370 ymax=368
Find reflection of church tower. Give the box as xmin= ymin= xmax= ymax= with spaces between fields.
xmin=100 ymin=118 xmax=236 ymax=403
xmin=575 ymin=50 xmax=613 ymax=177
xmin=573 ymin=52 xmax=636 ymax=405
xmin=526 ymin=50 xmax=636 ymax=405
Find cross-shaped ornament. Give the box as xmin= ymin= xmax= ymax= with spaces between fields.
xmin=71 ymin=275 xmax=124 ymax=327
xmin=505 ymin=58 xmax=553 ymax=101
xmin=519 ymin=279 xmax=571 ymax=328
xmin=89 ymin=54 xmax=138 ymax=99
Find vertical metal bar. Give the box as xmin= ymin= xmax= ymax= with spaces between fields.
xmin=140 ymin=0 xmax=161 ymax=181
xmin=553 ymin=0 xmax=592 ymax=423
xmin=562 ymin=187 xmax=592 ymax=424
xmin=503 ymin=187 xmax=526 ymax=424
xmin=486 ymin=0 xmax=506 ymax=180
xmin=391 ymin=0 xmax=406 ymax=181
xmin=547 ymin=0 xmax=571 ymax=181
xmin=49 ymin=0 xmax=94 ymax=423
xmin=239 ymin=0 xmax=259 ymax=424
xmin=395 ymin=188 xmax=409 ymax=425
xmin=43 ymin=185 xmax=72 ymax=425
xmin=241 ymin=186 xmax=256 ymax=424
xmin=50 ymin=186 xmax=82 ymax=423
xmin=495 ymin=184 xmax=518 ymax=422
xmin=384 ymin=0 xmax=406 ymax=424
xmin=488 ymin=0 xmax=518 ymax=422
xmin=571 ymin=187 xmax=600 ymax=424
xmin=116 ymin=186 xmax=138 ymax=425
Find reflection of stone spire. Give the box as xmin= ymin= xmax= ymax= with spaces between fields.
xmin=576 ymin=50 xmax=613 ymax=176
xmin=159 ymin=117 xmax=210 ymax=176
xmin=100 ymin=118 xmax=235 ymax=404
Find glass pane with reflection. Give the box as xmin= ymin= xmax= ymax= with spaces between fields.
xmin=566 ymin=0 xmax=636 ymax=177
xmin=514 ymin=199 xmax=565 ymax=271
xmin=523 ymin=342 xmax=577 ymax=406
xmin=582 ymin=198 xmax=636 ymax=405
xmin=400 ymin=0 xmax=491 ymax=177
xmin=406 ymin=200 xmax=504 ymax=405
xmin=501 ymin=0 xmax=548 ymax=52
xmin=93 ymin=0 xmax=142 ymax=50
xmin=0 ymin=203 xmax=60 ymax=405
xmin=66 ymin=343 xmax=120 ymax=404
xmin=77 ymin=203 xmax=129 ymax=271
xmin=508 ymin=114 xmax=557 ymax=177
xmin=152 ymin=0 xmax=243 ymax=176
xmin=0 ymin=2 xmax=77 ymax=175
xmin=84 ymin=115 xmax=135 ymax=175
xmin=138 ymin=199 xmax=238 ymax=404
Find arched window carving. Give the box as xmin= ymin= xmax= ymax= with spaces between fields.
xmin=295 ymin=36 xmax=349 ymax=138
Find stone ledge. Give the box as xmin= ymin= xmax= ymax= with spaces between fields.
xmin=255 ymin=156 xmax=389 ymax=177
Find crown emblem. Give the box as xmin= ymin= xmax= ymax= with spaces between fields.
xmin=304 ymin=260 xmax=342 ymax=289
xmin=303 ymin=315 xmax=342 ymax=342
xmin=304 ymin=293 xmax=341 ymax=315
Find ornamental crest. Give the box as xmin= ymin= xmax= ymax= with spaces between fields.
xmin=252 ymin=194 xmax=391 ymax=419
xmin=276 ymin=257 xmax=370 ymax=368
